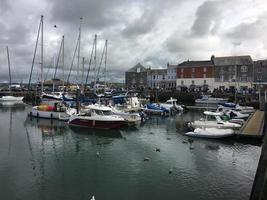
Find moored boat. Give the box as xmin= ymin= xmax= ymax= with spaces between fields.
xmin=195 ymin=95 xmax=228 ymax=105
xmin=192 ymin=111 xmax=242 ymax=129
xmin=160 ymin=97 xmax=184 ymax=112
xmin=28 ymin=101 xmax=76 ymax=120
xmin=185 ymin=127 xmax=234 ymax=138
xmin=68 ymin=104 xmax=126 ymax=129
xmin=0 ymin=95 xmax=24 ymax=101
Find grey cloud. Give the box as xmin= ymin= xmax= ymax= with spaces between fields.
xmin=226 ymin=16 xmax=267 ymax=41
xmin=0 ymin=0 xmax=11 ymax=15
xmin=121 ymin=9 xmax=157 ymax=37
xmin=49 ymin=0 xmax=129 ymax=30
xmin=191 ymin=0 xmax=223 ymax=36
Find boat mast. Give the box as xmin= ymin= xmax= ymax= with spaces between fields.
xmin=53 ymin=35 xmax=64 ymax=92
xmin=6 ymin=46 xmax=12 ymax=92
xmin=77 ymin=17 xmax=82 ymax=85
xmin=28 ymin=15 xmax=42 ymax=90
xmin=94 ymin=34 xmax=97 ymax=94
xmin=82 ymin=57 xmax=85 ymax=87
xmin=104 ymin=40 xmax=108 ymax=91
xmin=85 ymin=38 xmax=95 ymax=89
xmin=62 ymin=35 xmax=65 ymax=90
xmin=41 ymin=15 xmax=44 ymax=94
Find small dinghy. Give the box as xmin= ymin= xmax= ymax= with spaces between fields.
xmin=185 ymin=127 xmax=234 ymax=139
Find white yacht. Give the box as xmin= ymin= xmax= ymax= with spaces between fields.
xmin=68 ymin=104 xmax=126 ymax=129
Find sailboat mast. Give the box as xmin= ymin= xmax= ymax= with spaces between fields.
xmin=62 ymin=35 xmax=65 ymax=89
xmin=28 ymin=15 xmax=42 ymax=90
xmin=94 ymin=34 xmax=97 ymax=94
xmin=85 ymin=38 xmax=95 ymax=88
xmin=6 ymin=46 xmax=12 ymax=92
xmin=104 ymin=40 xmax=108 ymax=90
xmin=77 ymin=17 xmax=82 ymax=84
xmin=82 ymin=57 xmax=85 ymax=85
xmin=41 ymin=15 xmax=44 ymax=94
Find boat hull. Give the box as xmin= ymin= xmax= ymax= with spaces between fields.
xmin=28 ymin=107 xmax=73 ymax=121
xmin=68 ymin=118 xmax=126 ymax=129
xmin=0 ymin=96 xmax=24 ymax=101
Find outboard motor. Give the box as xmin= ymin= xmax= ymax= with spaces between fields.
xmin=139 ymin=111 xmax=148 ymax=122
xmin=184 ymin=121 xmax=194 ymax=132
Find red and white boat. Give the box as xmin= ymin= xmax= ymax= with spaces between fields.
xmin=68 ymin=104 xmax=127 ymax=129
xmin=28 ymin=101 xmax=76 ymax=121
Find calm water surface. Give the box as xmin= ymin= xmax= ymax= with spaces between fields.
xmin=0 ymin=103 xmax=261 ymax=200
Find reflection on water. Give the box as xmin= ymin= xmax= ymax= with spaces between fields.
xmin=0 ymin=106 xmax=262 ymax=200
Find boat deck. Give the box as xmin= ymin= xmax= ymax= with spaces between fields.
xmin=237 ymin=110 xmax=265 ymax=138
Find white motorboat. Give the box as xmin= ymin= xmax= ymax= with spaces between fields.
xmin=218 ymin=103 xmax=254 ymax=114
xmin=160 ymin=97 xmax=184 ymax=112
xmin=68 ymin=104 xmax=127 ymax=129
xmin=185 ymin=127 xmax=234 ymax=138
xmin=217 ymin=107 xmax=250 ymax=120
xmin=192 ymin=111 xmax=242 ymax=129
xmin=0 ymin=95 xmax=24 ymax=101
xmin=110 ymin=106 xmax=141 ymax=126
xmin=195 ymin=95 xmax=228 ymax=105
xmin=42 ymin=92 xmax=64 ymax=101
xmin=28 ymin=101 xmax=76 ymax=121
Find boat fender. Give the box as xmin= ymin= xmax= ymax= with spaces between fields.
xmin=37 ymin=112 xmax=39 ymax=118
xmin=50 ymin=113 xmax=53 ymax=119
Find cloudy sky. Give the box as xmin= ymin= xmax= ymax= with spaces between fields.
xmin=0 ymin=0 xmax=267 ymax=83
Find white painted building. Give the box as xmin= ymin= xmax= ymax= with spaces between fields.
xmin=166 ymin=63 xmax=177 ymax=90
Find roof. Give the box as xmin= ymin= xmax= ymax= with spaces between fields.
xmin=178 ymin=60 xmax=213 ymax=68
xmin=213 ymin=55 xmax=253 ymax=66
xmin=126 ymin=63 xmax=147 ymax=72
xmin=147 ymin=68 xmax=167 ymax=75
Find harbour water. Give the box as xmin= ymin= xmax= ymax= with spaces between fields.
xmin=0 ymin=103 xmax=261 ymax=200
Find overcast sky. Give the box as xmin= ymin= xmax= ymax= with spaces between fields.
xmin=0 ymin=0 xmax=267 ymax=83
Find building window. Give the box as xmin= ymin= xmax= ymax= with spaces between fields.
xmin=192 ymin=68 xmax=195 ymax=72
xmin=203 ymin=67 xmax=207 ymax=72
xmin=181 ymin=74 xmax=183 ymax=78
xmin=137 ymin=67 xmax=140 ymax=73
xmin=192 ymin=74 xmax=195 ymax=78
xmin=203 ymin=74 xmax=207 ymax=78
xmin=157 ymin=75 xmax=158 ymax=79
xmin=241 ymin=75 xmax=247 ymax=82
xmin=153 ymin=75 xmax=156 ymax=79
xmin=181 ymin=68 xmax=184 ymax=73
